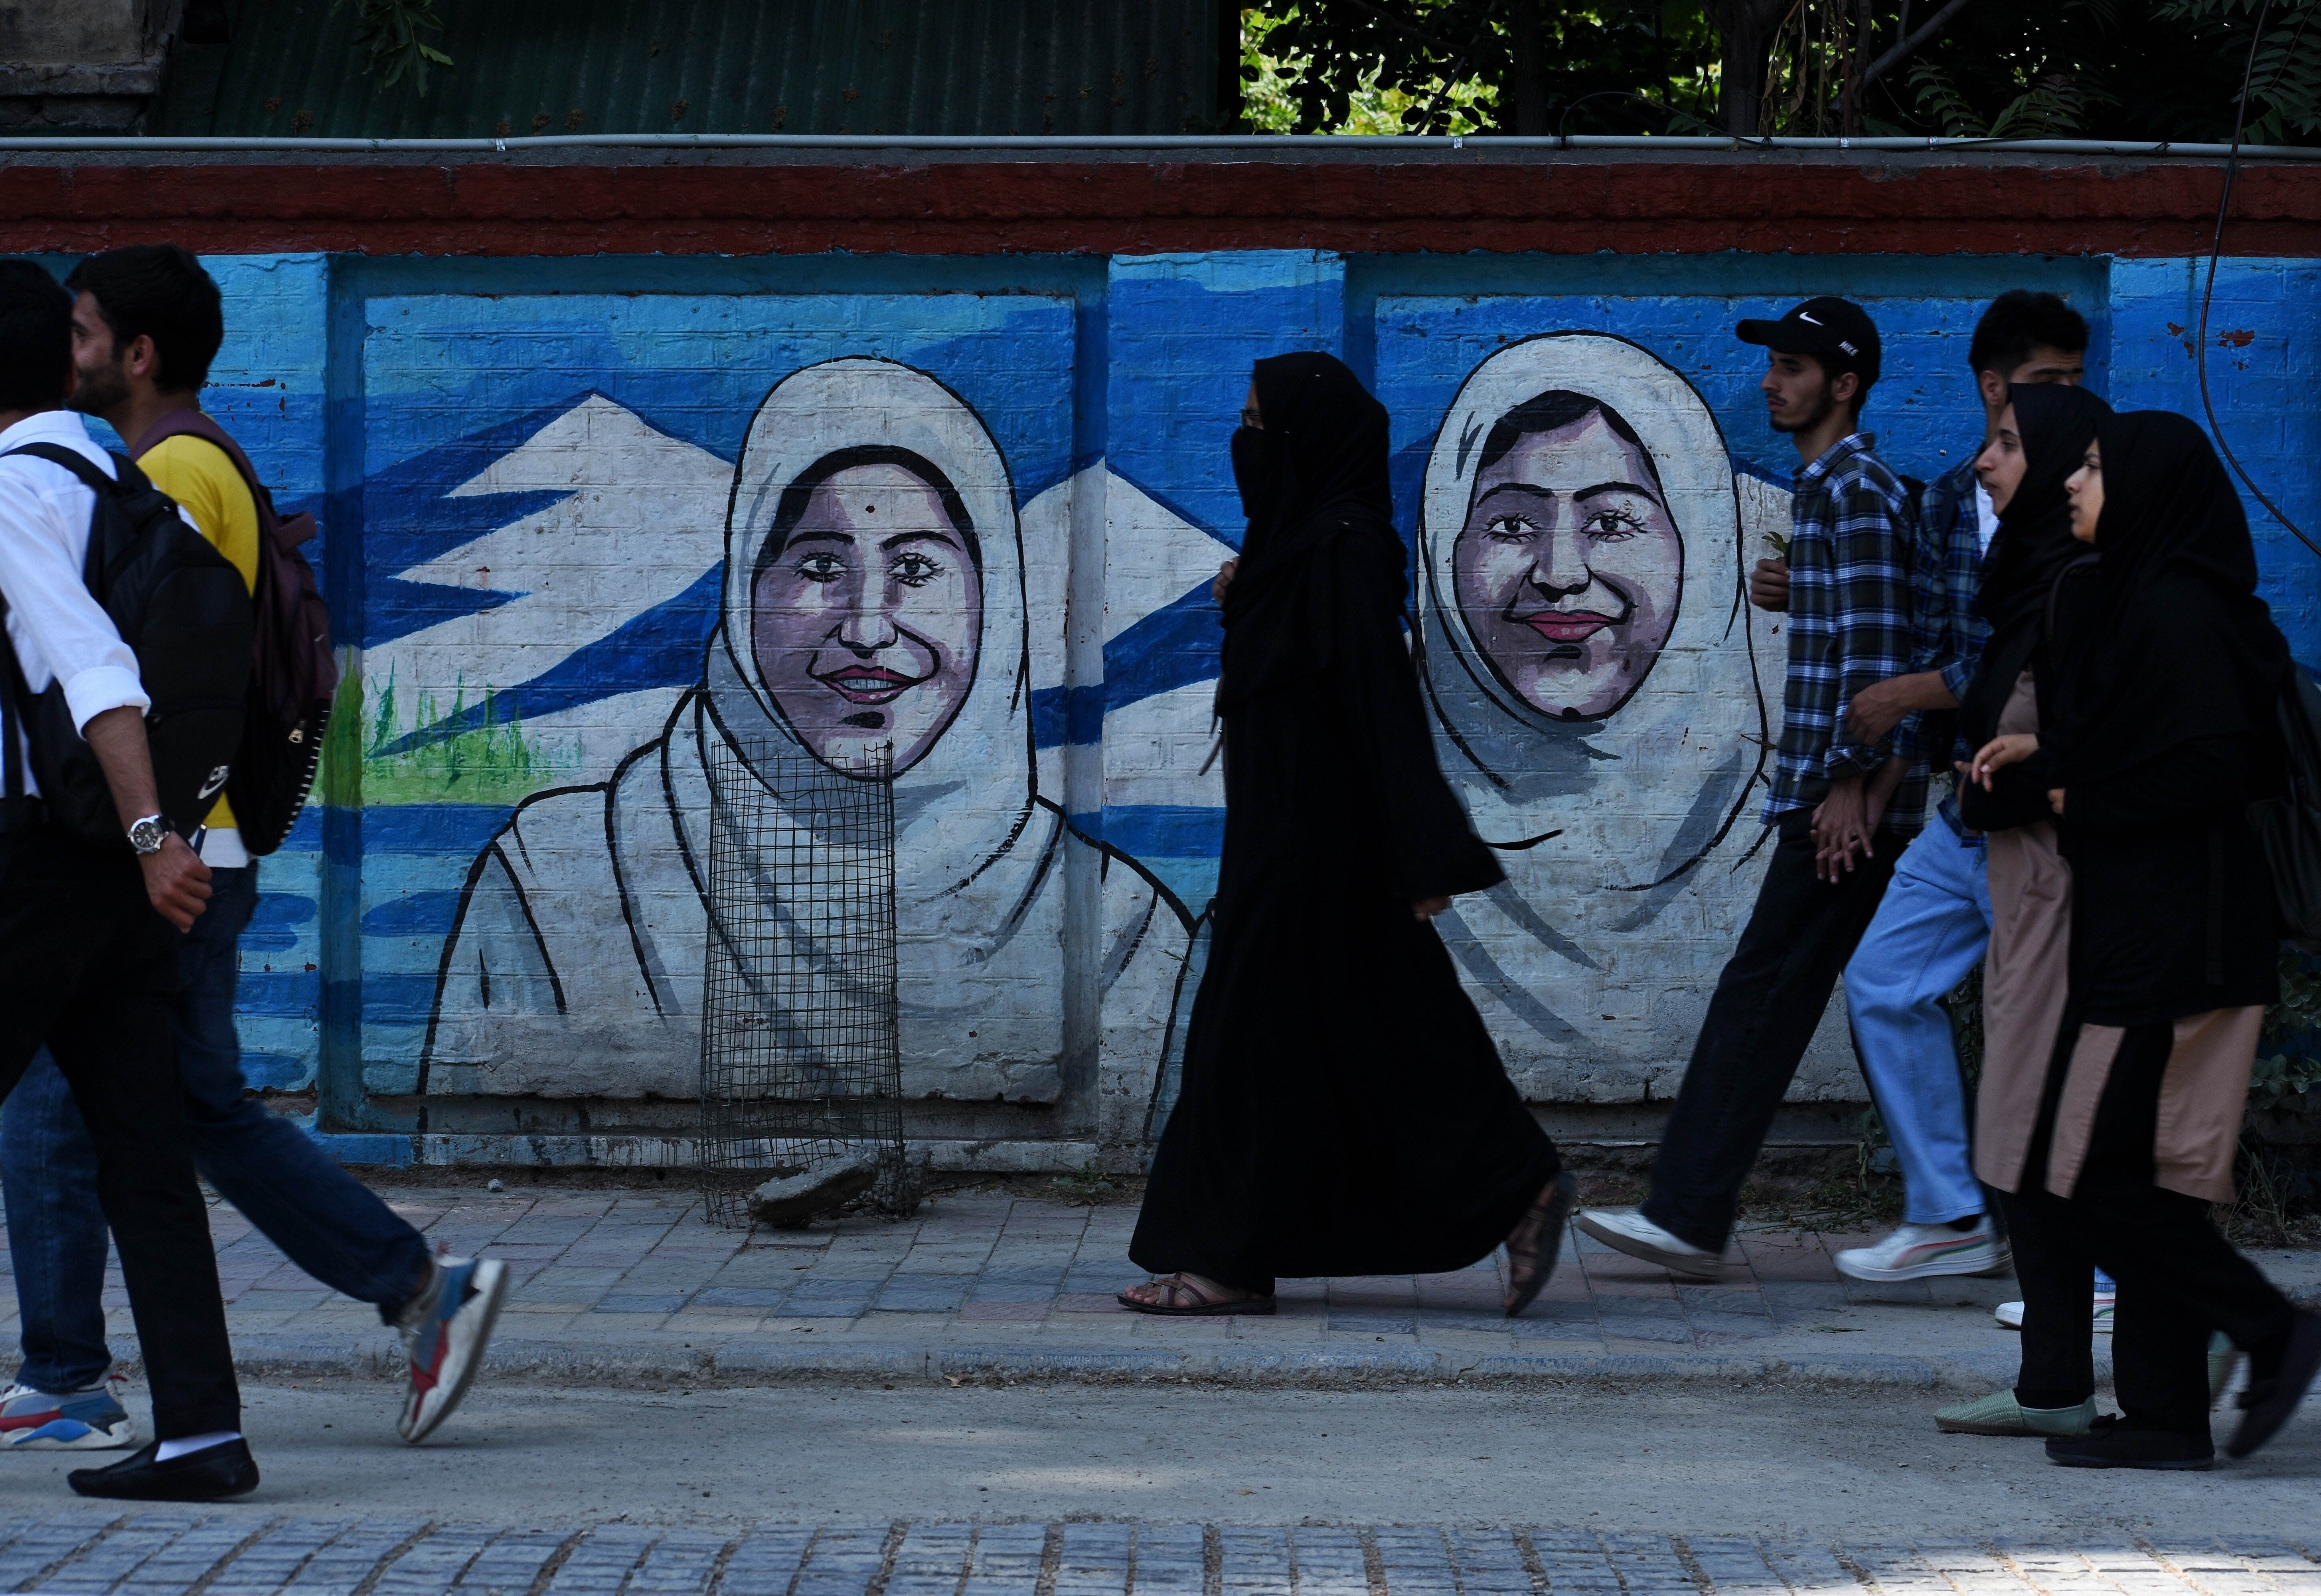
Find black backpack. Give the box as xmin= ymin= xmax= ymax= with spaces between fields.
xmin=0 ymin=444 xmax=253 ymax=849
xmin=133 ymin=412 xmax=336 ymax=855
xmin=2252 ymin=664 xmax=2321 ymax=953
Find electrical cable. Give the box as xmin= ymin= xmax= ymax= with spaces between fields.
xmin=2197 ymin=0 xmax=2321 ymax=559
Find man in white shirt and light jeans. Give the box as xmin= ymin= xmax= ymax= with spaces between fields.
xmin=1826 ymin=291 xmax=2088 ymax=1285
xmin=0 ymin=259 xmax=256 ymax=1501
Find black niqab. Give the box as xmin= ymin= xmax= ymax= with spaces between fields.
xmin=1216 ymin=352 xmax=1404 ymax=712
xmin=1956 ymin=383 xmax=2109 ymax=751
xmin=1131 ymin=352 xmax=1557 ymax=1294
xmin=2056 ymin=409 xmax=2289 ymax=788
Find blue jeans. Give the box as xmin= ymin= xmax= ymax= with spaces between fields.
xmin=2 ymin=862 xmax=431 ymax=1393
xmin=1841 ymin=821 xmax=1993 ymax=1227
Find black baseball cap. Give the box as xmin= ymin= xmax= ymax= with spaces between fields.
xmin=1737 ymin=296 xmax=1881 ymax=385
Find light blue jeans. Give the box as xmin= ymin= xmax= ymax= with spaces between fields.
xmin=1843 ymin=819 xmax=1993 ymax=1227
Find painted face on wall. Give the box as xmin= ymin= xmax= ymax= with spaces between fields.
xmin=751 ymin=460 xmax=984 ymax=774
xmin=1450 ymin=406 xmax=1683 ymax=722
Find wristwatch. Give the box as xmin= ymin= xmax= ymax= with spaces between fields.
xmin=126 ymin=814 xmax=169 ymax=856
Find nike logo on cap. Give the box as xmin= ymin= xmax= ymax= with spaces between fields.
xmin=1798 ymin=312 xmax=1822 ymax=324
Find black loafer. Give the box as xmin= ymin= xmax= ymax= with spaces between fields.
xmin=2226 ymin=1309 xmax=2321 ymax=1460
xmin=2044 ymin=1414 xmax=2212 ymax=1471
xmin=68 ymin=1438 xmax=259 ymax=1501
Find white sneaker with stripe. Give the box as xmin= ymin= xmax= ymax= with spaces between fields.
xmin=1833 ymin=1220 xmax=2011 ymax=1282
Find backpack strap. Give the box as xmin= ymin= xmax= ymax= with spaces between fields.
xmin=0 ymin=444 xmax=113 ymax=826
xmin=4 ymin=440 xmax=113 ymax=493
xmin=0 ymin=591 xmax=24 ymax=810
xmin=2 ymin=442 xmax=121 ymax=587
xmin=0 ymin=443 xmax=133 ymax=830
xmin=132 ymin=410 xmax=310 ymax=544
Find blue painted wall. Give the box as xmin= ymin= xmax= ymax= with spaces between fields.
xmin=135 ymin=247 xmax=2321 ymax=1162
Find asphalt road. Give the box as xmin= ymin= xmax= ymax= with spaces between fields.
xmin=2 ymin=1376 xmax=2310 ymax=1538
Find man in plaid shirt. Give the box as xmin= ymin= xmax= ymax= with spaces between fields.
xmin=1580 ymin=297 xmax=1924 ymax=1277
xmin=1832 ymin=294 xmax=2090 ymax=1298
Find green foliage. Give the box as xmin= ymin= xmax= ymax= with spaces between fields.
xmin=1241 ymin=6 xmax=1501 ymax=134
xmin=1241 ymin=1 xmax=1721 ymax=136
xmin=2252 ymin=946 xmax=2321 ymax=1122
xmin=333 ymin=0 xmax=455 ymax=97
xmin=1051 ymin=1162 xmax=1122 ymax=1205
xmin=1241 ymin=0 xmax=2290 ymax=142
xmin=1946 ymin=963 xmax=1983 ymax=1094
xmin=2157 ymin=0 xmax=2321 ymax=143
xmin=1905 ymin=61 xmax=2117 ymax=139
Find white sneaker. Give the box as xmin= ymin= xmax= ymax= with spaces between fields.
xmin=1835 ymin=1220 xmax=2011 ymax=1282
xmin=1573 ymin=1208 xmax=1725 ymax=1279
xmin=1994 ymin=1288 xmax=2116 ymax=1333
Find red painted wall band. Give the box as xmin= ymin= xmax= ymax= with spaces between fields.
xmin=3 ymin=159 xmax=2317 ymax=257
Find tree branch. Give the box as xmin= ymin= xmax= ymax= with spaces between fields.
xmin=1335 ymin=0 xmax=1466 ymax=60
xmin=1413 ymin=0 xmax=1504 ymax=132
xmin=1861 ymin=0 xmax=1972 ymax=89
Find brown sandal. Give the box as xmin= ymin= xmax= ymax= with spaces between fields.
xmin=1116 ymin=1273 xmax=1278 ymax=1317
xmin=1504 ymin=1171 xmax=1578 ymax=1318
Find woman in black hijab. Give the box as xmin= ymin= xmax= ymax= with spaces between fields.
xmin=1122 ymin=354 xmax=1572 ymax=1317
xmin=1935 ymin=383 xmax=2109 ymax=1444
xmin=1974 ymin=408 xmax=2319 ymax=1469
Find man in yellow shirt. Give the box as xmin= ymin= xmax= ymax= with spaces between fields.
xmin=137 ymin=428 xmax=259 ymax=852
xmin=0 ymin=247 xmax=506 ymax=1470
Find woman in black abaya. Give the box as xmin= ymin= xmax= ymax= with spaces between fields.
xmin=1121 ymin=354 xmax=1572 ymax=1317
xmin=1972 ymin=409 xmax=2319 ymax=1467
xmin=1935 ymin=382 xmax=2110 ymax=1443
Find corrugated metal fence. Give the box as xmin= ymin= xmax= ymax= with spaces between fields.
xmin=151 ymin=0 xmax=1232 ymax=138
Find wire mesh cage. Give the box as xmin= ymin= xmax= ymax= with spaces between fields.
xmin=698 ymin=731 xmax=911 ymax=1228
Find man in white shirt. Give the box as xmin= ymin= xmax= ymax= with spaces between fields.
xmin=0 ymin=259 xmax=257 ymax=1501
xmin=1825 ymin=291 xmax=2090 ymax=1290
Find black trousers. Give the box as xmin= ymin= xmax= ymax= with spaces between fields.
xmin=1643 ymin=812 xmax=1902 ymax=1253
xmin=2006 ymin=1020 xmax=2294 ymax=1441
xmin=0 ymin=828 xmax=241 ymax=1438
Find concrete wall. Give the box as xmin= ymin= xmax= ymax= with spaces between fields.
xmin=0 ymin=0 xmax=174 ymax=128
xmin=12 ymin=154 xmax=2318 ymax=1170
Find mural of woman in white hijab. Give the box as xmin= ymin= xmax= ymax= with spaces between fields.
xmin=1416 ymin=332 xmax=1782 ymax=1099
xmin=420 ymin=358 xmax=1190 ymax=1111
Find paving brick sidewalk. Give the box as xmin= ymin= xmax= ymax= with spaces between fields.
xmin=8 ymin=1187 xmax=2317 ymax=1387
xmin=0 ymin=1514 xmax=2313 ymax=1596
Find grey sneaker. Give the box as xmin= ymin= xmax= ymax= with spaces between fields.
xmin=397 ymin=1255 xmax=510 ymax=1443
xmin=1573 ymin=1208 xmax=1724 ymax=1279
xmin=2210 ymin=1330 xmax=2241 ymax=1406
xmin=1934 ymin=1389 xmax=2098 ymax=1437
xmin=0 ymin=1377 xmax=136 ymax=1451
xmin=1993 ymin=1288 xmax=2115 ymax=1333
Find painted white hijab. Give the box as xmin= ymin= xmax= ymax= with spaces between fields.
xmin=1415 ymin=333 xmax=1777 ymax=1096
xmin=674 ymin=358 xmax=1063 ymax=1075
xmin=422 ymin=358 xmax=1081 ymax=1105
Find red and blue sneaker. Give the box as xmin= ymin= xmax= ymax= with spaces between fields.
xmin=1 ymin=1375 xmax=136 ymax=1450
xmin=396 ymin=1255 xmax=510 ymax=1443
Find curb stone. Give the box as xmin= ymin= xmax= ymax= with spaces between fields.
xmin=145 ymin=1331 xmax=2090 ymax=1391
